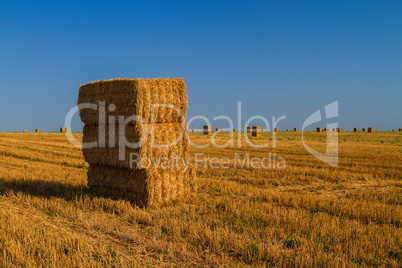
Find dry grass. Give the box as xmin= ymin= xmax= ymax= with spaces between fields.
xmin=0 ymin=131 xmax=401 ymax=267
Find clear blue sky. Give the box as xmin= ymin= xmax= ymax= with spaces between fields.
xmin=0 ymin=0 xmax=401 ymax=132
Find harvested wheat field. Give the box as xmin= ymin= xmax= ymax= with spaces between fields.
xmin=0 ymin=131 xmax=401 ymax=267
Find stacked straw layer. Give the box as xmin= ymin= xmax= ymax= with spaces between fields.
xmin=78 ymin=78 xmax=187 ymax=124
xmin=82 ymin=122 xmax=189 ymax=169
xmin=87 ymin=164 xmax=196 ymax=207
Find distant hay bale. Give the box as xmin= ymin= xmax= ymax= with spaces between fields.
xmin=66 ymin=127 xmax=70 ymax=133
xmin=78 ymin=78 xmax=196 ymax=207
xmin=286 ymin=129 xmax=289 ymax=131
xmin=233 ymin=129 xmax=237 ymax=132
xmin=215 ymin=128 xmax=219 ymax=132
xmin=35 ymin=129 xmax=40 ymax=133
xmin=203 ymin=125 xmax=212 ymax=135
xmin=60 ymin=127 xmax=65 ymax=133
xmin=368 ymin=127 xmax=374 ymax=133
xmin=192 ymin=129 xmax=195 ymax=132
xmin=324 ymin=128 xmax=328 ymax=131
xmin=337 ymin=127 xmax=342 ymax=132
xmin=392 ymin=129 xmax=395 ymax=132
xmin=15 ymin=131 xmax=20 ymax=133
xmin=399 ymin=129 xmax=401 ymax=132
xmin=317 ymin=127 xmax=321 ymax=132
xmin=251 ymin=126 xmax=261 ymax=137
xmin=247 ymin=126 xmax=251 ymax=133
xmin=354 ymin=128 xmax=358 ymax=132
xmin=23 ymin=130 xmax=27 ymax=133
xmin=274 ymin=128 xmax=278 ymax=132
xmin=362 ymin=128 xmax=366 ymax=132
xmin=294 ymin=128 xmax=298 ymax=132
xmin=333 ymin=128 xmax=336 ymax=131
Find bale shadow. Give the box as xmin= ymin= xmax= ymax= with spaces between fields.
xmin=0 ymin=177 xmax=89 ymax=201
xmin=0 ymin=177 xmax=140 ymax=206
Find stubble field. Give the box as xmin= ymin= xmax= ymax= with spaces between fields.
xmin=0 ymin=131 xmax=401 ymax=267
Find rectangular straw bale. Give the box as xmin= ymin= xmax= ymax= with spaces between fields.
xmin=247 ymin=127 xmax=251 ymax=133
xmin=233 ymin=129 xmax=236 ymax=132
xmin=35 ymin=129 xmax=40 ymax=133
xmin=368 ymin=127 xmax=374 ymax=133
xmin=215 ymin=128 xmax=219 ymax=132
xmin=354 ymin=128 xmax=358 ymax=132
xmin=60 ymin=127 xmax=65 ymax=133
xmin=399 ymin=129 xmax=401 ymax=132
xmin=82 ymin=122 xmax=189 ymax=169
xmin=23 ymin=130 xmax=27 ymax=133
xmin=66 ymin=127 xmax=70 ymax=132
xmin=274 ymin=128 xmax=278 ymax=132
xmin=87 ymin=164 xmax=196 ymax=207
xmin=337 ymin=127 xmax=342 ymax=132
xmin=203 ymin=125 xmax=212 ymax=135
xmin=79 ymin=78 xmax=196 ymax=207
xmin=252 ymin=126 xmax=261 ymax=137
xmin=317 ymin=127 xmax=321 ymax=132
xmin=294 ymin=128 xmax=298 ymax=132
xmin=78 ymin=78 xmax=187 ymax=124
xmin=362 ymin=128 xmax=366 ymax=132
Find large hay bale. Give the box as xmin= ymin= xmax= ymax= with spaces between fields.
xmin=317 ymin=127 xmax=321 ymax=132
xmin=337 ymin=127 xmax=342 ymax=132
xmin=35 ymin=129 xmax=40 ymax=133
xmin=247 ymin=127 xmax=251 ymax=133
xmin=233 ymin=129 xmax=237 ymax=132
xmin=203 ymin=125 xmax=212 ymax=135
xmin=78 ymin=78 xmax=196 ymax=207
xmin=15 ymin=131 xmax=20 ymax=133
xmin=274 ymin=128 xmax=278 ymax=132
xmin=78 ymin=78 xmax=187 ymax=125
xmin=362 ymin=128 xmax=366 ymax=132
xmin=66 ymin=127 xmax=70 ymax=132
xmin=368 ymin=127 xmax=374 ymax=133
xmin=60 ymin=127 xmax=65 ymax=133
xmin=354 ymin=128 xmax=358 ymax=132
xmin=215 ymin=128 xmax=220 ymax=132
xmin=294 ymin=128 xmax=298 ymax=132
xmin=251 ymin=126 xmax=261 ymax=137
xmin=399 ymin=128 xmax=401 ymax=132
xmin=23 ymin=130 xmax=27 ymax=133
